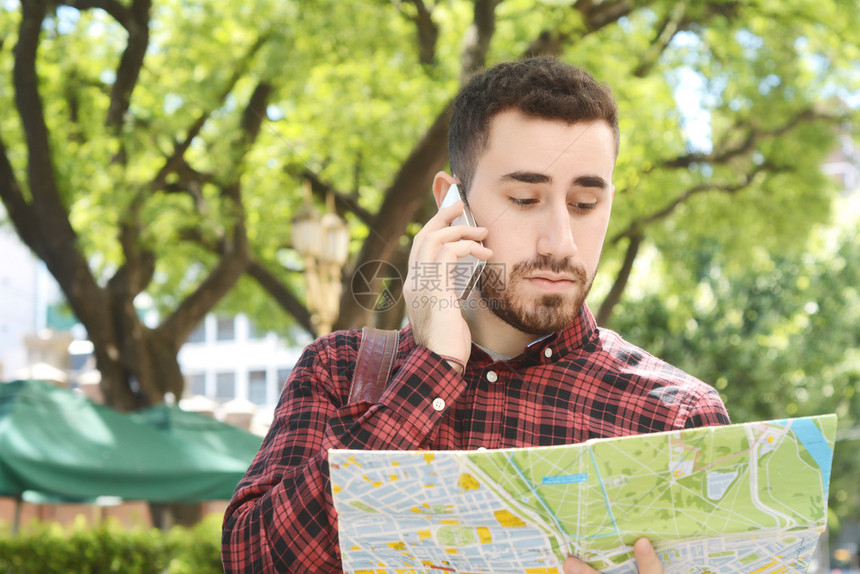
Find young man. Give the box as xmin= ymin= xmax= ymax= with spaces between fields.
xmin=222 ymin=57 xmax=730 ymax=574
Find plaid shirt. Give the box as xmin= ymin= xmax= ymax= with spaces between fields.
xmin=222 ymin=305 xmax=729 ymax=573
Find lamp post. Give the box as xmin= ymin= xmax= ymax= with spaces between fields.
xmin=291 ymin=181 xmax=350 ymax=336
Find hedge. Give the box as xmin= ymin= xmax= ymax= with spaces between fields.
xmin=0 ymin=514 xmax=223 ymax=574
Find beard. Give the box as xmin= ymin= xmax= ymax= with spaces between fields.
xmin=479 ymin=255 xmax=595 ymax=335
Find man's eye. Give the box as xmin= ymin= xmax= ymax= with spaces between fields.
xmin=571 ymin=202 xmax=598 ymax=212
xmin=510 ymin=197 xmax=538 ymax=207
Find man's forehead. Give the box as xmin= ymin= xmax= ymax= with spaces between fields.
xmin=479 ymin=111 xmax=616 ymax=172
xmin=487 ymin=109 xmax=609 ymax=136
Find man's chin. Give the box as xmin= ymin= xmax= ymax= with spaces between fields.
xmin=489 ymin=291 xmax=584 ymax=336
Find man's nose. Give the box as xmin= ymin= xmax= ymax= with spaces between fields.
xmin=536 ymin=206 xmax=578 ymax=259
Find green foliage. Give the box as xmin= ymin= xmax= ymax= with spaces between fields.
xmin=0 ymin=514 xmax=222 ymax=574
xmin=3 ymin=0 xmax=858 ymax=336
xmin=164 ymin=514 xmax=223 ymax=574
xmin=609 ymin=197 xmax=860 ymax=524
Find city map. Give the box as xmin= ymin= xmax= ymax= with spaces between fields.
xmin=329 ymin=414 xmax=836 ymax=574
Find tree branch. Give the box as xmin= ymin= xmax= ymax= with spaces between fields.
xmin=108 ymin=211 xmax=156 ymax=299
xmin=575 ymin=0 xmax=635 ymax=31
xmin=156 ymin=237 xmax=249 ymax=349
xmin=302 ymin=170 xmax=375 ymax=226
xmin=150 ymin=33 xmax=271 ymax=192
xmin=62 ymin=0 xmax=130 ymax=27
xmin=246 ymin=258 xmax=314 ymax=334
xmin=334 ymin=99 xmax=453 ymax=330
xmin=610 ymin=163 xmax=772 ymax=245
xmin=460 ymin=0 xmax=497 ymax=82
xmin=241 ymin=81 xmax=273 ymax=144
xmin=0 ymin=136 xmax=40 ymax=253
xmin=523 ymin=0 xmax=634 ymax=58
xmin=663 ymin=109 xmax=825 ymax=170
xmin=106 ymin=0 xmax=151 ymax=128
xmin=632 ymin=1 xmax=688 ymax=78
xmin=15 ymin=0 xmax=58 ymax=210
xmin=14 ymin=0 xmax=105 ymax=327
xmin=596 ymin=231 xmax=643 ymax=326
xmin=405 ymin=0 xmax=438 ymax=65
xmin=156 ymin=73 xmax=275 ymax=345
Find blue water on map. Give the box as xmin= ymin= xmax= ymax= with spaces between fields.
xmin=542 ymin=473 xmax=589 ymax=485
xmin=777 ymin=417 xmax=833 ymax=496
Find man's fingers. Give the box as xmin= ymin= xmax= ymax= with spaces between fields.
xmin=562 ymin=555 xmax=598 ymax=574
xmin=424 ymin=225 xmax=489 ymax=250
xmin=437 ymin=240 xmax=492 ymax=262
xmin=419 ymin=201 xmax=469 ymax=234
xmin=563 ymin=539 xmax=663 ymax=574
xmin=633 ymin=538 xmax=663 ymax=574
xmin=411 ymin=225 xmax=488 ymax=268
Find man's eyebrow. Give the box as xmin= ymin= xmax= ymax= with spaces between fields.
xmin=500 ymin=171 xmax=551 ymax=184
xmin=501 ymin=172 xmax=609 ymax=190
xmin=572 ymin=175 xmax=609 ymax=189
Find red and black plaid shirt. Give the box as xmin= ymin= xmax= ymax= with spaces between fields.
xmin=222 ymin=305 xmax=729 ymax=573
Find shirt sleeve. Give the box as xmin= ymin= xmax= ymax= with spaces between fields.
xmin=221 ymin=331 xmax=465 ymax=573
xmin=681 ymin=385 xmax=731 ymax=429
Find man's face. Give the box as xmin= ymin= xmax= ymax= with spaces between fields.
xmin=466 ymin=110 xmax=616 ymax=335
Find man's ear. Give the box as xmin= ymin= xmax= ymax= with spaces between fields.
xmin=433 ymin=172 xmax=460 ymax=208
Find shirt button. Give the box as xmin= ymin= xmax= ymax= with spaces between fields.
xmin=486 ymin=371 xmax=498 ymax=383
xmin=432 ymin=398 xmax=446 ymax=411
xmin=544 ymin=347 xmax=553 ymax=358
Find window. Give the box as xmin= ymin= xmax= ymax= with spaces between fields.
xmin=70 ymin=351 xmax=92 ymax=371
xmin=248 ymin=370 xmax=268 ymax=405
xmin=187 ymin=373 xmax=206 ymax=396
xmin=187 ymin=321 xmax=206 ymax=343
xmin=215 ymin=372 xmax=235 ymax=399
xmin=277 ymin=368 xmax=293 ymax=397
xmin=215 ymin=316 xmax=235 ymax=341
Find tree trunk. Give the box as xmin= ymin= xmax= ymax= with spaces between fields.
xmin=91 ymin=325 xmax=185 ymax=411
xmin=596 ymin=232 xmax=643 ymax=328
xmin=149 ymin=502 xmax=204 ymax=530
xmin=334 ymin=101 xmax=453 ymax=331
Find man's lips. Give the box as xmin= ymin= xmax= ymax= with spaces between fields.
xmin=528 ymin=272 xmax=576 ymax=282
xmin=525 ymin=273 xmax=577 ymax=292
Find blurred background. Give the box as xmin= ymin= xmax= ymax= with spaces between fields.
xmin=0 ymin=0 xmax=858 ymax=571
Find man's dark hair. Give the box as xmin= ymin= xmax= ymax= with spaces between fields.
xmin=449 ymin=57 xmax=619 ymax=192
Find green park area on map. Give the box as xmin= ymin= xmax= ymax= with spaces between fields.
xmin=467 ymin=415 xmax=834 ymax=553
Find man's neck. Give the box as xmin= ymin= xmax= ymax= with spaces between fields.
xmin=463 ymin=300 xmax=544 ymax=359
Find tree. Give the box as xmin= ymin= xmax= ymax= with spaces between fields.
xmin=1 ymin=0 xmax=858 ymax=414
xmin=609 ymin=194 xmax=860 ymax=527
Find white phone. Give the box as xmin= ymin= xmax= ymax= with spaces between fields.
xmin=439 ymin=184 xmax=485 ymax=300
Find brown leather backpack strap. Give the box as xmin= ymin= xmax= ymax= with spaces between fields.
xmin=347 ymin=327 xmax=400 ymax=404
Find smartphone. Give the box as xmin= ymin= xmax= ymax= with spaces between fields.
xmin=439 ymin=184 xmax=486 ymax=300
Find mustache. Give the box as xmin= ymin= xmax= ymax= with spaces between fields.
xmin=512 ymin=255 xmax=587 ymax=280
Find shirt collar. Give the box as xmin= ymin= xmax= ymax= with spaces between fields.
xmin=402 ymin=304 xmax=599 ymax=364
xmin=523 ymin=303 xmax=599 ymax=361
xmin=465 ymin=304 xmax=599 ymax=365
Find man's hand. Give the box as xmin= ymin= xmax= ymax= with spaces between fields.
xmin=404 ymin=200 xmax=491 ymax=368
xmin=563 ymin=538 xmax=664 ymax=574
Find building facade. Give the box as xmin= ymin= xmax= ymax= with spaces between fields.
xmin=177 ymin=313 xmax=307 ymax=409
xmin=0 ymin=222 xmax=43 ymax=380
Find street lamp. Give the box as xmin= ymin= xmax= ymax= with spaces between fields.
xmin=291 ymin=181 xmax=350 ymax=336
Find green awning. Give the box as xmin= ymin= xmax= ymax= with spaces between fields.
xmin=0 ymin=380 xmax=258 ymax=503
xmin=130 ymin=403 xmax=261 ymax=464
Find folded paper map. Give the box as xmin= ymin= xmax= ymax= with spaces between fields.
xmin=330 ymin=414 xmax=836 ymax=574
